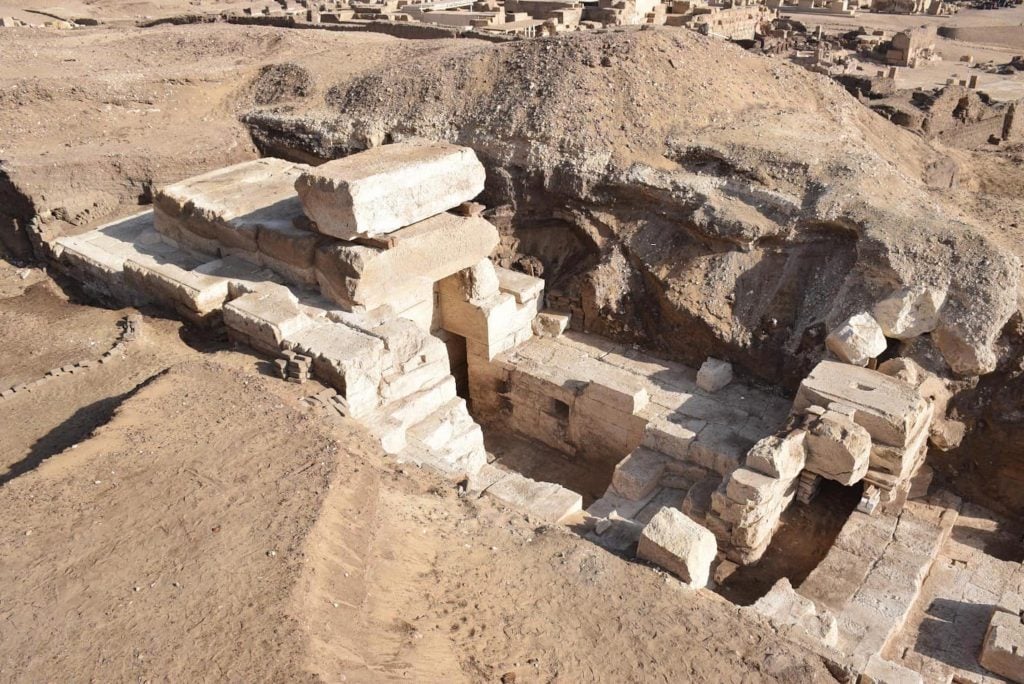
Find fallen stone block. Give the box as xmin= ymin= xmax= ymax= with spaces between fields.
xmin=745 ymin=430 xmax=806 ymax=480
xmin=533 ymin=310 xmax=570 ymax=338
xmin=804 ymin=409 xmax=872 ymax=485
xmin=825 ymin=312 xmax=887 ymax=367
xmin=295 ymin=141 xmax=486 ymax=240
xmin=872 ymin=285 xmax=944 ymax=340
xmin=316 ymin=212 xmax=498 ymax=310
xmin=696 ymin=357 xmax=733 ymax=393
xmin=611 ymin=448 xmax=669 ymax=501
xmin=637 ymin=506 xmax=716 ymax=588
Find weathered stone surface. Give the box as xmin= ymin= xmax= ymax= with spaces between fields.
xmin=223 ymin=285 xmax=314 ymax=352
xmin=611 ymin=448 xmax=668 ymax=501
xmin=826 ymin=312 xmax=887 ymax=367
xmin=484 ymin=471 xmax=583 ymax=523
xmin=745 ymin=431 xmax=806 ymax=480
xmin=696 ymin=357 xmax=733 ymax=393
xmin=751 ymin=578 xmax=838 ymax=647
xmin=637 ymin=506 xmax=716 ymax=588
xmin=154 ymin=157 xmax=310 ymax=256
xmin=872 ymin=285 xmax=944 ymax=340
xmin=804 ymin=409 xmax=872 ymax=485
xmin=295 ymin=141 xmax=486 ymax=239
xmin=860 ymin=655 xmax=925 ymax=684
xmin=495 ymin=265 xmax=544 ymax=304
xmin=980 ymin=610 xmax=1024 ymax=684
xmin=533 ymin=310 xmax=571 ymax=338
xmin=794 ymin=361 xmax=930 ymax=448
xmin=459 ymin=258 xmax=501 ymax=300
xmin=315 ymin=212 xmax=498 ymax=309
xmin=724 ymin=467 xmax=790 ymax=506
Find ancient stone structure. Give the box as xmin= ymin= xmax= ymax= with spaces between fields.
xmin=45 ymin=141 xmax=1017 ymax=683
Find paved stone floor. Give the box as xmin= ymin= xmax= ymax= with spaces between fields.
xmin=886 ymin=503 xmax=1024 ymax=683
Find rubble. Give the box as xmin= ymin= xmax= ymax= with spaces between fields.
xmin=825 ymin=312 xmax=888 ymax=367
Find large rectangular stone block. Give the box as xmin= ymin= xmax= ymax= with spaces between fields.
xmin=154 ymin=157 xmax=310 ymax=256
xmin=295 ymin=142 xmax=486 ymax=239
xmin=794 ymin=361 xmax=929 ymax=448
xmin=315 ymin=212 xmax=498 ymax=310
xmin=637 ymin=506 xmax=717 ymax=588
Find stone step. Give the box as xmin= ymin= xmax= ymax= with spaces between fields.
xmin=481 ymin=469 xmax=583 ymax=524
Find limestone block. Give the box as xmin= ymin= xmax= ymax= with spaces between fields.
xmin=689 ymin=422 xmax=758 ymax=476
xmin=860 ymin=655 xmax=925 ymax=684
xmin=295 ymin=141 xmax=486 ymax=239
xmin=569 ymin=394 xmax=647 ymax=458
xmin=533 ymin=310 xmax=570 ymax=338
xmin=637 ymin=506 xmax=717 ymax=588
xmin=283 ymin=320 xmax=386 ymax=416
xmin=873 ymin=285 xmax=944 ymax=340
xmin=725 ymin=467 xmax=791 ymax=506
xmin=315 ymin=212 xmax=498 ymax=310
xmin=611 ymin=448 xmax=669 ymax=501
xmin=641 ymin=412 xmax=705 ymax=460
xmin=932 ymin=318 xmax=999 ymax=376
xmin=154 ymin=157 xmax=309 ymax=255
xmin=750 ymin=578 xmax=838 ymax=647
xmin=825 ymin=312 xmax=887 ymax=366
xmin=495 ymin=265 xmax=544 ymax=304
xmin=804 ymin=410 xmax=872 ymax=485
xmin=385 ymin=375 xmax=458 ymax=434
xmin=696 ymin=357 xmax=733 ymax=393
xmin=580 ymin=376 xmax=649 ymax=416
xmin=794 ymin=361 xmax=930 ymax=448
xmin=381 ymin=358 xmax=451 ymax=402
xmin=745 ymin=430 xmax=806 ymax=480
xmin=460 ymin=258 xmax=501 ymax=300
xmin=123 ymin=258 xmax=232 ymax=317
xmin=257 ymin=220 xmax=324 ymax=270
xmin=484 ymin=472 xmax=583 ymax=523
xmin=223 ymin=285 xmax=314 ymax=353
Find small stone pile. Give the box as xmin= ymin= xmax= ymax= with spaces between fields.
xmin=275 ymin=350 xmax=312 ymax=384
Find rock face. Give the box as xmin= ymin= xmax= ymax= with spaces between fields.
xmin=295 ymin=141 xmax=485 ymax=240
xmin=637 ymin=506 xmax=716 ymax=588
xmin=243 ymin=29 xmax=1022 ymax=389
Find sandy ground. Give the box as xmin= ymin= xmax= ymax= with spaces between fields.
xmin=0 ymin=264 xmax=838 ymax=682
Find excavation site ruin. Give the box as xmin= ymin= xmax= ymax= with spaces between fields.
xmin=2 ymin=0 xmax=1024 ymax=680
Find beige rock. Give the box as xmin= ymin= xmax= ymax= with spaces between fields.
xmin=316 ymin=212 xmax=498 ymax=310
xmin=495 ymin=265 xmax=544 ymax=304
xmin=825 ymin=312 xmax=887 ymax=367
xmin=860 ymin=655 xmax=925 ymax=684
xmin=637 ymin=506 xmax=717 ymax=588
xmin=611 ymin=448 xmax=668 ymax=501
xmin=873 ymin=285 xmax=944 ymax=340
xmin=804 ymin=410 xmax=872 ymax=485
xmin=724 ymin=467 xmax=790 ymax=506
xmin=533 ymin=310 xmax=571 ymax=338
xmin=154 ymin=157 xmax=310 ymax=256
xmin=460 ymin=258 xmax=501 ymax=300
xmin=794 ymin=361 xmax=930 ymax=448
xmin=745 ymin=431 xmax=806 ymax=480
xmin=295 ymin=141 xmax=486 ymax=239
xmin=980 ymin=610 xmax=1024 ymax=684
xmin=696 ymin=357 xmax=733 ymax=393
xmin=750 ymin=577 xmax=838 ymax=647
xmin=484 ymin=471 xmax=583 ymax=523
xmin=223 ymin=285 xmax=314 ymax=353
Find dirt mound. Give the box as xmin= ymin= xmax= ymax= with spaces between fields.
xmin=245 ymin=27 xmax=1022 ymax=386
xmin=248 ymin=62 xmax=315 ymax=106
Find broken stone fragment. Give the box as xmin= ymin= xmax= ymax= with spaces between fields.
xmin=637 ymin=506 xmax=717 ymax=589
xmin=825 ymin=312 xmax=888 ymax=367
xmin=295 ymin=141 xmax=486 ymax=240
xmin=749 ymin=577 xmax=838 ymax=647
xmin=979 ymin=611 xmax=1024 ymax=684
xmin=458 ymin=258 xmax=500 ymax=301
xmin=696 ymin=357 xmax=733 ymax=393
xmin=872 ymin=285 xmax=945 ymax=340
xmin=532 ymin=310 xmax=570 ymax=338
xmin=744 ymin=430 xmax=806 ymax=480
xmin=804 ymin=409 xmax=872 ymax=486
